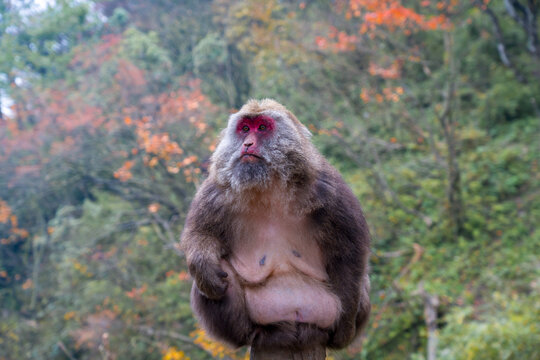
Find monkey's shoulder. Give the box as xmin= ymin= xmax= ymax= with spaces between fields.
xmin=311 ymin=161 xmax=359 ymax=207
xmin=309 ymin=162 xmax=369 ymax=242
xmin=193 ymin=178 xmax=226 ymax=203
xmin=185 ymin=179 xmax=233 ymax=234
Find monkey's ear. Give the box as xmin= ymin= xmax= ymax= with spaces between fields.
xmin=285 ymin=110 xmax=312 ymax=139
xmin=298 ymin=123 xmax=312 ymax=139
xmin=218 ymin=127 xmax=229 ymax=140
xmin=298 ymin=124 xmax=313 ymax=140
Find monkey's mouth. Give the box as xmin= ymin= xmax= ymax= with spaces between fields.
xmin=240 ymin=153 xmax=263 ymax=162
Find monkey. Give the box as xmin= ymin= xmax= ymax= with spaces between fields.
xmin=181 ymin=99 xmax=370 ymax=351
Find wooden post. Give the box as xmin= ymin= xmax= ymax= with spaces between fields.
xmin=250 ymin=345 xmax=326 ymax=360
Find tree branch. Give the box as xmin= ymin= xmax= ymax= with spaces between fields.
xmin=149 ymin=213 xmax=183 ymax=257
xmin=476 ymin=1 xmax=528 ymax=82
xmin=504 ymin=0 xmax=539 ymax=56
xmin=415 ymin=283 xmax=439 ymax=360
xmin=435 ymin=31 xmax=464 ymax=237
xmin=57 ymin=341 xmax=77 ymax=360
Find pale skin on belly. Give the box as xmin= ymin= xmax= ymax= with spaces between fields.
xmin=227 ymin=208 xmax=342 ymax=328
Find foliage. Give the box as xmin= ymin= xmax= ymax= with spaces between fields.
xmin=439 ymin=292 xmax=540 ymax=360
xmin=1 ymin=0 xmax=539 ymax=359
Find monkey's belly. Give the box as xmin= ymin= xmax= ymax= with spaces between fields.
xmin=244 ymin=274 xmax=341 ymax=329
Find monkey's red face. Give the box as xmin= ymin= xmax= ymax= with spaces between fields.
xmin=236 ymin=116 xmax=275 ymax=163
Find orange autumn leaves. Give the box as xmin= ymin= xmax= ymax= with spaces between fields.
xmin=162 ymin=347 xmax=191 ymax=360
xmin=0 ymin=200 xmax=31 ymax=285
xmin=315 ymin=26 xmax=358 ymax=52
xmin=112 ymin=120 xmax=201 ymax=182
xmin=0 ymin=200 xmax=29 ymax=245
xmin=114 ymin=86 xmax=213 ymax=184
xmin=161 ymin=327 xmax=249 ymax=360
xmin=190 ymin=328 xmax=248 ymax=360
xmin=316 ymin=0 xmax=454 ymax=106
xmin=125 ymin=284 xmax=148 ymax=300
xmin=1 ymin=88 xmax=105 ymax=180
xmin=114 ymin=160 xmax=135 ymax=182
xmin=317 ymin=0 xmax=451 ymax=51
xmin=0 ymin=200 xmax=11 ymax=224
xmin=361 ymin=86 xmax=404 ymax=103
xmin=346 ymin=0 xmax=451 ymax=33
xmin=368 ymin=59 xmax=402 ymax=79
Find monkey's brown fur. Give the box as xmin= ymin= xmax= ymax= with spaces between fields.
xmin=181 ymin=99 xmax=370 ymax=350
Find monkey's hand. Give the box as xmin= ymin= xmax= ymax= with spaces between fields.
xmin=189 ymin=257 xmax=229 ymax=300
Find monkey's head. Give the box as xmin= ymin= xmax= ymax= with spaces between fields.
xmin=210 ymin=99 xmax=319 ymax=192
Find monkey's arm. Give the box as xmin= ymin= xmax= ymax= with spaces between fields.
xmin=181 ymin=180 xmax=231 ymax=300
xmin=312 ymin=166 xmax=371 ymax=348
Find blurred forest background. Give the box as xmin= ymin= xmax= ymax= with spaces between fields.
xmin=0 ymin=0 xmax=539 ymax=359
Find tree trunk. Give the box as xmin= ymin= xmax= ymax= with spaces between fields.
xmin=440 ymin=31 xmax=464 ymax=238
xmin=250 ymin=345 xmax=326 ymax=360
xmin=417 ymin=283 xmax=439 ymax=360
xmin=424 ymin=294 xmax=439 ymax=360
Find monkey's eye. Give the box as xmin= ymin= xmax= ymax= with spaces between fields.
xmin=258 ymin=125 xmax=266 ymax=131
xmin=242 ymin=125 xmax=249 ymax=132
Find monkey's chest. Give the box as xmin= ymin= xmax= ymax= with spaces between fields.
xmin=230 ymin=215 xmax=340 ymax=328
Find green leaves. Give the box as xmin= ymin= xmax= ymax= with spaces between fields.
xmin=440 ymin=294 xmax=540 ymax=360
xmin=1 ymin=1 xmax=539 ymax=359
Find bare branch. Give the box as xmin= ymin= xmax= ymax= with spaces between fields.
xmin=504 ymin=0 xmax=539 ymax=56
xmin=475 ymin=1 xmax=528 ymax=82
xmin=57 ymin=341 xmax=77 ymax=360
xmin=150 ymin=213 xmax=183 ymax=257
xmin=376 ymin=249 xmax=408 ymax=258
xmin=137 ymin=325 xmax=195 ymax=344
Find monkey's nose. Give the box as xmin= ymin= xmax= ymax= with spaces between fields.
xmin=244 ymin=142 xmax=253 ymax=148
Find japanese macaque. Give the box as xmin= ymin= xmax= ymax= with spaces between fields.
xmin=181 ymin=99 xmax=370 ymax=350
